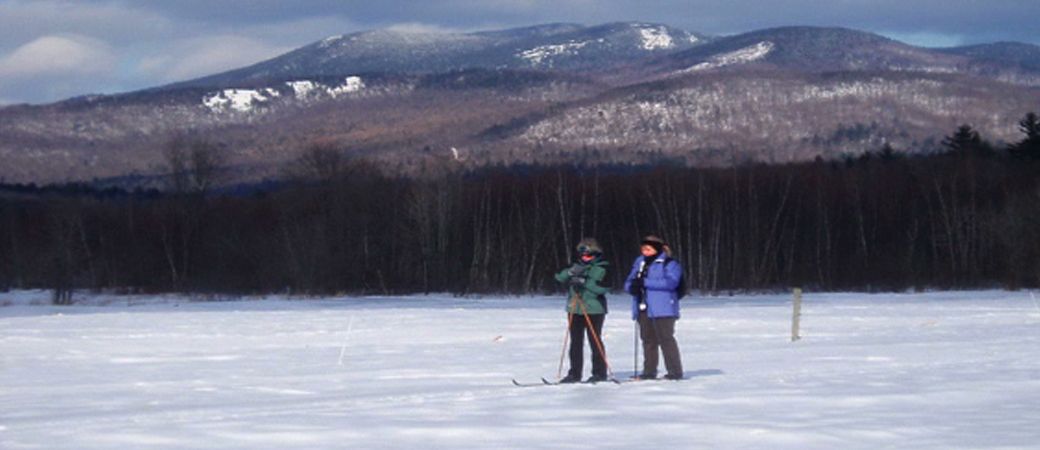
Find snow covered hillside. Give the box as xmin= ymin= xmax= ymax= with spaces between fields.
xmin=201 ymin=77 xmax=367 ymax=114
xmin=2 ymin=291 xmax=1038 ymax=448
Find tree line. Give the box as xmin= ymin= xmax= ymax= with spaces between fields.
xmin=1 ymin=114 xmax=1039 ymax=302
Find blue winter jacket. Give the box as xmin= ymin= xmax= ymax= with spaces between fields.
xmin=623 ymin=253 xmax=682 ymax=320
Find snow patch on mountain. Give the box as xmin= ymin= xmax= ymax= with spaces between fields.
xmin=204 ymin=77 xmax=366 ymax=113
xmin=285 ymin=77 xmax=365 ymax=100
xmin=202 ymin=88 xmax=280 ymax=113
xmin=684 ymin=41 xmax=775 ymax=72
xmin=637 ymin=26 xmax=676 ymax=50
xmin=519 ymin=41 xmax=599 ymax=66
xmin=329 ymin=76 xmax=365 ymax=97
xmin=895 ymin=65 xmax=959 ymax=75
xmin=287 ymin=80 xmax=319 ymax=97
xmin=791 ymin=79 xmax=946 ymax=103
xmin=319 ymin=35 xmax=344 ymax=48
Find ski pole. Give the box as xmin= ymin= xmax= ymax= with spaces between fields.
xmin=557 ymin=295 xmax=578 ymax=379
xmin=633 ymin=320 xmax=639 ymax=378
xmin=634 ymin=260 xmax=647 ymax=379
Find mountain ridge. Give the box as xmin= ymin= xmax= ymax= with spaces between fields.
xmin=2 ymin=22 xmax=1040 ymax=185
xmin=163 ymin=22 xmax=707 ymax=90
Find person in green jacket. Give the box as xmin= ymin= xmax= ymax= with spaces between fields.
xmin=554 ymin=238 xmax=610 ymax=383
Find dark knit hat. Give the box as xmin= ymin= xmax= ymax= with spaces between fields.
xmin=576 ymin=237 xmax=603 ymax=256
xmin=641 ymin=235 xmax=666 ymax=254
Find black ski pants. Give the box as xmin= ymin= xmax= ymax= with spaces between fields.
xmin=568 ymin=313 xmax=606 ymax=378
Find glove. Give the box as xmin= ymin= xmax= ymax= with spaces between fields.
xmin=568 ymin=276 xmax=587 ymax=288
xmin=567 ymin=263 xmax=588 ymax=277
xmin=628 ymin=278 xmax=644 ymax=296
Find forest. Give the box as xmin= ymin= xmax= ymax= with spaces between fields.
xmin=2 ymin=113 xmax=1039 ymax=302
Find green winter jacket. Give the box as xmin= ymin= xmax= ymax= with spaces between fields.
xmin=555 ymin=258 xmax=610 ymax=315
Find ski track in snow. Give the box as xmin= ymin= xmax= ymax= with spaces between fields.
xmin=683 ymin=41 xmax=775 ymax=72
xmin=1 ymin=290 xmax=1039 ymax=449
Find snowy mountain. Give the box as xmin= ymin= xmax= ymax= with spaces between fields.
xmin=650 ymin=26 xmax=1040 ymax=83
xmin=505 ymin=70 xmax=1040 ymax=166
xmin=938 ymin=42 xmax=1040 ymax=72
xmin=170 ymin=22 xmax=707 ymax=89
xmin=934 ymin=42 xmax=1040 ymax=84
xmin=2 ymin=23 xmax=1040 ymax=185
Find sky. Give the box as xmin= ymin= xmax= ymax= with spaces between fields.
xmin=1 ymin=0 xmax=1039 ymax=105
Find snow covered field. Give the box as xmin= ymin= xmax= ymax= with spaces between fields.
xmin=2 ymin=290 xmax=1039 ymax=449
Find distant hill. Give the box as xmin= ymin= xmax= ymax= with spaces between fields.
xmin=2 ymin=23 xmax=1039 ymax=185
xmin=165 ymin=22 xmax=707 ymax=89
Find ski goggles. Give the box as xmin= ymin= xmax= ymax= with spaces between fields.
xmin=577 ymin=245 xmax=598 ymax=255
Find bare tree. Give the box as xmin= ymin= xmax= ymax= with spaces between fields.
xmin=165 ymin=135 xmax=226 ymax=195
xmin=160 ymin=134 xmax=227 ymax=289
xmin=287 ymin=142 xmax=347 ymax=183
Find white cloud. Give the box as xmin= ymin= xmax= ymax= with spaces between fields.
xmin=0 ymin=6 xmax=355 ymax=102
xmin=0 ymin=1 xmax=174 ymax=51
xmin=0 ymin=34 xmax=117 ymax=78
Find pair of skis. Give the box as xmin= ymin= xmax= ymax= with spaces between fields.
xmin=521 ymin=292 xmax=621 ymax=388
xmin=511 ymin=377 xmax=623 ymax=387
xmin=511 ymin=375 xmax=683 ymax=387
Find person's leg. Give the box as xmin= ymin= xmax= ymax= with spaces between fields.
xmin=637 ymin=311 xmax=659 ymax=378
xmin=564 ymin=315 xmax=587 ymax=381
xmin=586 ymin=314 xmax=606 ymax=379
xmin=655 ymin=317 xmax=684 ymax=379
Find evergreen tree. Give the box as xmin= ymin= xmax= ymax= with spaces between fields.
xmin=879 ymin=143 xmax=903 ymax=162
xmin=942 ymin=124 xmax=994 ymax=158
xmin=1008 ymin=112 xmax=1040 ymax=160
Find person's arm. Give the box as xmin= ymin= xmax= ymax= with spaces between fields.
xmin=555 ymin=267 xmax=571 ymax=284
xmin=622 ymin=259 xmax=640 ymax=293
xmin=556 ymin=262 xmax=588 ymax=285
xmin=644 ymin=261 xmax=681 ymax=291
xmin=582 ymin=265 xmax=609 ymax=295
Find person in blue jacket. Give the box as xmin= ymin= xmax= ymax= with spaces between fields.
xmin=623 ymin=235 xmax=684 ymax=380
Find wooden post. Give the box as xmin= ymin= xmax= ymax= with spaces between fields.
xmin=791 ymin=288 xmax=802 ymax=342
